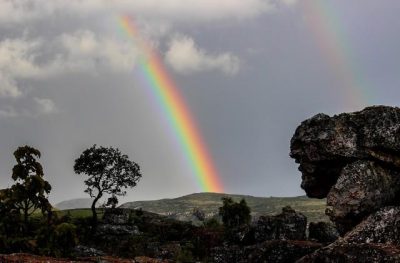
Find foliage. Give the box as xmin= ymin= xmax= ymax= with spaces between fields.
xmin=219 ymin=197 xmax=251 ymax=229
xmin=0 ymin=146 xmax=52 ymax=243
xmin=74 ymin=145 xmax=142 ymax=225
xmin=203 ymin=217 xmax=222 ymax=229
xmin=105 ymin=195 xmax=119 ymax=209
xmin=9 ymin=146 xmax=52 ymax=227
xmin=52 ymin=223 xmax=78 ymax=257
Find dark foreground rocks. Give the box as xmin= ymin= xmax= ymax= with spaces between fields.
xmin=212 ymin=240 xmax=322 ymax=263
xmin=297 ymin=243 xmax=400 ymax=263
xmin=0 ymin=253 xmax=168 ymax=262
xmin=290 ymin=106 xmax=400 ymax=233
xmin=308 ymin=222 xmax=339 ymax=244
xmin=211 ymin=207 xmax=322 ymax=263
xmin=254 ymin=206 xmax=307 ymax=242
xmin=290 ymin=106 xmax=400 ymax=262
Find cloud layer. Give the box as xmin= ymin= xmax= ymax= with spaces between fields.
xmin=0 ymin=0 xmax=275 ymax=25
xmin=166 ymin=35 xmax=240 ymax=75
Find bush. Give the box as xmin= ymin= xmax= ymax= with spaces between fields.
xmin=219 ymin=198 xmax=251 ymax=229
xmin=52 ymin=223 xmax=78 ymax=257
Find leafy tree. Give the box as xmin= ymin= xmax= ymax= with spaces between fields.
xmin=105 ymin=195 xmax=119 ymax=209
xmin=9 ymin=146 xmax=52 ymax=229
xmin=74 ymin=145 xmax=142 ymax=225
xmin=218 ymin=197 xmax=251 ymax=229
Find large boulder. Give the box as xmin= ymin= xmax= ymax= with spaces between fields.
xmin=254 ymin=206 xmax=307 ymax=242
xmin=290 ymin=106 xmax=400 ymax=233
xmin=326 ymin=161 xmax=400 ymax=233
xmin=308 ymin=222 xmax=339 ymax=244
xmin=211 ymin=240 xmax=322 ymax=263
xmin=297 ymin=242 xmax=400 ymax=263
xmin=343 ymin=207 xmax=400 ymax=245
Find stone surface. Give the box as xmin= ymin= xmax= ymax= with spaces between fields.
xmin=73 ymin=245 xmax=105 ymax=257
xmin=343 ymin=207 xmax=400 ymax=245
xmin=308 ymin=222 xmax=339 ymax=244
xmin=254 ymin=206 xmax=307 ymax=242
xmin=211 ymin=240 xmax=322 ymax=263
xmin=0 ymin=253 xmax=167 ymax=262
xmin=326 ymin=160 xmax=400 ymax=233
xmin=96 ymin=224 xmax=140 ymax=236
xmin=290 ymin=106 xmax=400 ymax=233
xmin=102 ymin=208 xmax=134 ymax=225
xmin=297 ymin=242 xmax=400 ymax=263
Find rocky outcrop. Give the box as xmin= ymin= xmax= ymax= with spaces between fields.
xmin=343 ymin=207 xmax=400 ymax=245
xmin=308 ymin=222 xmax=339 ymax=244
xmin=290 ymin=106 xmax=400 ymax=233
xmin=254 ymin=206 xmax=307 ymax=242
xmin=96 ymin=208 xmax=141 ymax=238
xmin=211 ymin=240 xmax=322 ymax=263
xmin=297 ymin=243 xmax=400 ymax=263
xmin=299 ymin=207 xmax=400 ymax=262
xmin=0 ymin=253 xmax=167 ymax=262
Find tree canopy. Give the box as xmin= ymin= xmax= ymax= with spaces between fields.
xmin=74 ymin=145 xmax=142 ymax=224
xmin=218 ymin=197 xmax=251 ymax=229
xmin=10 ymin=146 xmax=52 ymax=226
xmin=0 ymin=146 xmax=52 ymax=238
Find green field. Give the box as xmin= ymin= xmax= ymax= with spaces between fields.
xmin=120 ymin=193 xmax=328 ymax=223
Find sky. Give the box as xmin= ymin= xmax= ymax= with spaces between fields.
xmin=1 ymin=0 xmax=400 ymax=204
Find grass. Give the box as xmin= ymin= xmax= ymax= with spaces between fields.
xmin=121 ymin=193 xmax=329 ymax=223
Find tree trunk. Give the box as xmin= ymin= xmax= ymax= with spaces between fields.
xmin=91 ymin=192 xmax=102 ymax=228
xmin=24 ymin=207 xmax=29 ymax=230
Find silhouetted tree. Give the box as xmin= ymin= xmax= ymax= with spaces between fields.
xmin=105 ymin=195 xmax=119 ymax=209
xmin=218 ymin=197 xmax=251 ymax=229
xmin=74 ymin=145 xmax=142 ymax=225
xmin=9 ymin=146 xmax=52 ymax=229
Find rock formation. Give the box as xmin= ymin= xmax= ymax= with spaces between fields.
xmin=308 ymin=222 xmax=339 ymax=244
xmin=291 ymin=106 xmax=400 ymax=262
xmin=290 ymin=106 xmax=400 ymax=233
xmin=254 ymin=206 xmax=307 ymax=242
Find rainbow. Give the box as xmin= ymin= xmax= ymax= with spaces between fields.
xmin=301 ymin=0 xmax=369 ymax=110
xmin=119 ymin=15 xmax=223 ymax=193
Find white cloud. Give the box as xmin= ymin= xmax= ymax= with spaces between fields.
xmin=279 ymin=0 xmax=298 ymax=6
xmin=0 ymin=107 xmax=18 ymax=118
xmin=0 ymin=98 xmax=57 ymax=118
xmin=165 ymin=35 xmax=240 ymax=75
xmin=34 ymin=97 xmax=57 ymax=115
xmin=0 ymin=0 xmax=275 ymax=25
xmin=0 ymin=31 xmax=139 ymax=98
xmin=0 ymin=74 xmax=21 ymax=98
xmin=58 ymin=30 xmax=139 ymax=73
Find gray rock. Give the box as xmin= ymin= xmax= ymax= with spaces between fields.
xmin=343 ymin=207 xmax=400 ymax=245
xmin=290 ymin=106 xmax=400 ymax=233
xmin=308 ymin=222 xmax=339 ymax=244
xmin=102 ymin=208 xmax=134 ymax=225
xmin=96 ymin=224 xmax=140 ymax=236
xmin=211 ymin=240 xmax=322 ymax=263
xmin=297 ymin=242 xmax=400 ymax=263
xmin=254 ymin=206 xmax=307 ymax=242
xmin=326 ymin=161 xmax=400 ymax=233
xmin=73 ymin=245 xmax=105 ymax=257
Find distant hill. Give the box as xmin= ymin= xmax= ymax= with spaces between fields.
xmin=55 ymin=198 xmax=94 ymax=210
xmin=120 ymin=192 xmax=328 ymax=223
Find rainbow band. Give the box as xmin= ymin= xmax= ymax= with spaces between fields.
xmin=119 ymin=15 xmax=223 ymax=192
xmin=302 ymin=0 xmax=368 ymax=109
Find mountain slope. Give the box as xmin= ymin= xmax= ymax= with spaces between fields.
xmin=55 ymin=198 xmax=94 ymax=210
xmin=120 ymin=192 xmax=328 ymax=223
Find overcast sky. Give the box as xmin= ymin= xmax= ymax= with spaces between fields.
xmin=1 ymin=0 xmax=399 ymax=204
